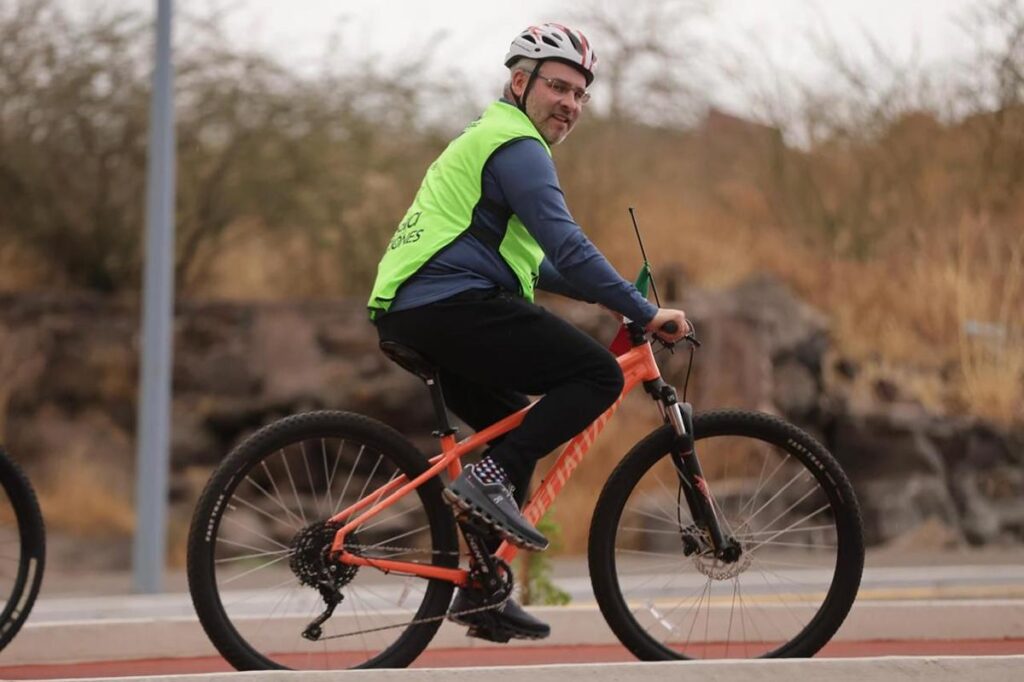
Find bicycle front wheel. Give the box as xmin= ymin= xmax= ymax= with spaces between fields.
xmin=589 ymin=410 xmax=864 ymax=660
xmin=187 ymin=411 xmax=459 ymax=670
xmin=0 ymin=446 xmax=46 ymax=651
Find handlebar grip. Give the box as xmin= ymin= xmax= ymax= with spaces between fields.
xmin=661 ymin=321 xmax=679 ymax=334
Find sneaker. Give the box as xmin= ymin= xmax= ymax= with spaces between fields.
xmin=448 ymin=588 xmax=551 ymax=642
xmin=443 ymin=463 xmax=549 ymax=551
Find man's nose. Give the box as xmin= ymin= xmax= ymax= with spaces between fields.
xmin=560 ymin=94 xmax=581 ymax=114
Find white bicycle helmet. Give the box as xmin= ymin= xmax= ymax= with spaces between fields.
xmin=505 ymin=23 xmax=597 ymax=85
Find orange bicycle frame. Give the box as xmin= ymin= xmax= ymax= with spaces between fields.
xmin=327 ymin=339 xmax=664 ymax=586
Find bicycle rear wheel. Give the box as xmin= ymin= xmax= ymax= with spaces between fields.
xmin=589 ymin=410 xmax=863 ymax=659
xmin=187 ymin=411 xmax=459 ymax=670
xmin=0 ymin=446 xmax=46 ymax=651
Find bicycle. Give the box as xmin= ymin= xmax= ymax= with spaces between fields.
xmin=0 ymin=445 xmax=45 ymax=651
xmin=187 ymin=311 xmax=865 ymax=670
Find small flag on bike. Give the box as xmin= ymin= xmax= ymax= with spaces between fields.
xmin=609 ymin=264 xmax=651 ymax=356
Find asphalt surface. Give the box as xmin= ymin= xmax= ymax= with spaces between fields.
xmin=2 ymin=548 xmax=1023 ymax=679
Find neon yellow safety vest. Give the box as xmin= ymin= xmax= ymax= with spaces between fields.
xmin=367 ymin=101 xmax=551 ymax=319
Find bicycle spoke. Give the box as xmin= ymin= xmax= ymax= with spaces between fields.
xmin=229 ymin=489 xmax=303 ymax=532
xmin=280 ymin=449 xmax=308 ymax=526
xmin=733 ymin=523 xmax=835 ymax=539
xmin=246 ymin=470 xmax=304 ymax=528
xmin=335 ymin=444 xmax=365 ymax=517
xmin=215 ymin=548 xmax=293 ymax=564
xmin=220 ymin=551 xmax=293 ymax=585
xmin=746 ymin=501 xmax=830 ymax=555
xmin=221 ymin=513 xmax=293 ymax=552
xmin=300 ymin=442 xmax=321 ymax=517
xmin=322 ymin=439 xmax=338 ymax=517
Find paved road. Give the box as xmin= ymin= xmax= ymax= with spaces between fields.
xmin=23 ymin=555 xmax=1024 ymax=623
xmin=2 ymin=550 xmax=1022 ymax=679
xmin=4 ymin=638 xmax=1024 ymax=680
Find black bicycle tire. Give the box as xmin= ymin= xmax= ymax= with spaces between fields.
xmin=187 ymin=411 xmax=459 ymax=670
xmin=0 ymin=446 xmax=46 ymax=652
xmin=588 ymin=410 xmax=864 ymax=660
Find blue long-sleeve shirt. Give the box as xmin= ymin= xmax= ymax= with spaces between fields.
xmin=388 ymin=120 xmax=658 ymax=326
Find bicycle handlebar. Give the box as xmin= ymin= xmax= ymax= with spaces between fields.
xmin=651 ymin=319 xmax=701 ymax=348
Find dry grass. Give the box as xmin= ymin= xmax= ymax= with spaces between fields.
xmin=952 ymin=219 xmax=1024 ymax=423
xmin=611 ymin=192 xmax=1022 ymax=424
xmin=187 ymin=220 xmax=346 ymax=300
xmin=34 ymin=446 xmax=135 ymax=538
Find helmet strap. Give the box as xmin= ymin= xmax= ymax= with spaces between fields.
xmin=514 ymin=62 xmax=544 ymax=114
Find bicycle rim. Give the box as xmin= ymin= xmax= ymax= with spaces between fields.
xmin=188 ymin=412 xmax=457 ymax=670
xmin=591 ymin=412 xmax=863 ymax=659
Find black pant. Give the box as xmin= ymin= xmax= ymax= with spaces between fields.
xmin=376 ymin=289 xmax=624 ymax=506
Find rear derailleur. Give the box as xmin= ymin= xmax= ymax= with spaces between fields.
xmin=290 ymin=521 xmax=358 ymax=641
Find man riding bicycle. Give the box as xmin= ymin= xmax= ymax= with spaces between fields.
xmin=368 ymin=23 xmax=688 ymax=642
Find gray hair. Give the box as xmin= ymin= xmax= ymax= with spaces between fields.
xmin=503 ymin=57 xmax=538 ymax=100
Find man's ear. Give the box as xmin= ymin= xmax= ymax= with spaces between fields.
xmin=510 ymin=70 xmax=528 ymax=99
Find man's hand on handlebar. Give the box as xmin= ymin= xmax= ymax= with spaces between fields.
xmin=646 ymin=308 xmax=689 ymax=343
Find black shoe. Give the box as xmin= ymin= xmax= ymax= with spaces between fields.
xmin=443 ymin=464 xmax=548 ymax=551
xmin=448 ymin=588 xmax=551 ymax=642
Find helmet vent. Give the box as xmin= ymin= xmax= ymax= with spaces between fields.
xmin=565 ymin=31 xmax=582 ymax=53
xmin=541 ymin=36 xmax=560 ymax=47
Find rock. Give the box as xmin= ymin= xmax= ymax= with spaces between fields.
xmin=773 ymin=359 xmax=819 ymax=419
xmin=858 ymin=477 xmax=959 ymax=545
xmin=175 ymin=344 xmax=260 ymax=396
xmin=2 ymin=277 xmax=1022 ymax=566
xmin=170 ymin=402 xmax=221 ymax=467
xmin=9 ymin=404 xmax=134 ymax=484
xmin=873 ymin=378 xmax=901 ymax=402
xmin=730 ymin=275 xmax=829 ymax=360
xmin=881 ymin=516 xmax=962 ymax=551
xmin=832 ymin=406 xmax=947 ymax=480
xmin=252 ymin=308 xmax=326 ymax=404
xmin=834 ymin=357 xmax=859 ymax=380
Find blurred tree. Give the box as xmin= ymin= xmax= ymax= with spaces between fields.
xmin=0 ymin=0 xmax=451 ymax=296
xmin=0 ymin=0 xmax=149 ymax=291
xmin=960 ymin=0 xmax=1024 ymax=213
xmin=564 ymin=0 xmax=712 ymax=127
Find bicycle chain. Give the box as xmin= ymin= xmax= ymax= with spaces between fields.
xmin=310 ymin=543 xmax=512 ymax=641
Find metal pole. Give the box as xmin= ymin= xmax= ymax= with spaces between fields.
xmin=133 ymin=0 xmax=175 ymax=594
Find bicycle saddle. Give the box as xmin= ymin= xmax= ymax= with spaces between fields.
xmin=379 ymin=341 xmax=438 ymax=382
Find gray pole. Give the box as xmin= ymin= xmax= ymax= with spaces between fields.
xmin=133 ymin=0 xmax=176 ymax=594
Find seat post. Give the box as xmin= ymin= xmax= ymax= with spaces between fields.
xmin=378 ymin=340 xmax=458 ymax=439
xmin=424 ymin=373 xmax=458 ymax=438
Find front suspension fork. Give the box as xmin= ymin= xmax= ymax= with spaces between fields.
xmin=660 ymin=390 xmax=741 ymax=562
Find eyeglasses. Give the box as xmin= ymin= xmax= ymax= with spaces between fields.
xmin=533 ymin=74 xmax=591 ymax=104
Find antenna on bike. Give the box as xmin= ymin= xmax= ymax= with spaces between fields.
xmin=628 ymin=207 xmax=662 ymax=308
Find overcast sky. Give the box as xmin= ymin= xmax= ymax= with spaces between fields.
xmin=114 ymin=0 xmax=983 ymax=116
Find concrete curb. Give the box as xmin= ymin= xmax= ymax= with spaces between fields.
xmin=43 ymin=656 xmax=1024 ymax=682
xmin=5 ymin=600 xmax=1024 ymax=665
